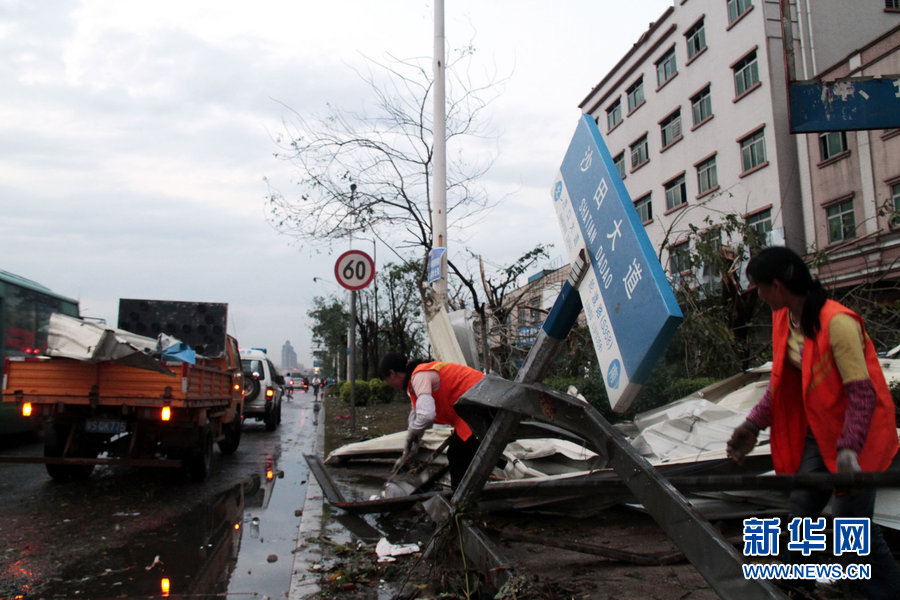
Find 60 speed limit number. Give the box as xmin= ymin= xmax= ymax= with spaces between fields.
xmin=334 ymin=250 xmax=375 ymax=290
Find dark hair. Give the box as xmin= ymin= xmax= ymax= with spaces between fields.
xmin=379 ymin=352 xmax=408 ymax=377
xmin=378 ymin=352 xmax=427 ymax=389
xmin=746 ymin=246 xmax=828 ymax=338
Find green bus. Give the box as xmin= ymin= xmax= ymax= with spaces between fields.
xmin=0 ymin=269 xmax=79 ymax=436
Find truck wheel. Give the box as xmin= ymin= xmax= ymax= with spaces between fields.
xmin=44 ymin=420 xmax=94 ymax=481
xmin=188 ymin=425 xmax=214 ymax=482
xmin=217 ymin=415 xmax=241 ymax=455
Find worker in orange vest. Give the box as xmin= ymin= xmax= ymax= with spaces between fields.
xmin=727 ymin=246 xmax=900 ymax=599
xmin=380 ymin=352 xmax=484 ymax=489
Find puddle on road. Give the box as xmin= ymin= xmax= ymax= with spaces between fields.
xmin=31 ymin=431 xmax=312 ymax=599
xmin=35 ymin=481 xmax=247 ymax=599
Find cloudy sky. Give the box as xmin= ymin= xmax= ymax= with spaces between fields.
xmin=0 ymin=0 xmax=673 ymax=369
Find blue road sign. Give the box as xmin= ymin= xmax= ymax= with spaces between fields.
xmin=427 ymin=247 xmax=446 ymax=283
xmin=789 ymin=77 xmax=900 ymax=133
xmin=552 ymin=115 xmax=682 ymax=412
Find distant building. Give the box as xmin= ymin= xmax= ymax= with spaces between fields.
xmin=577 ymin=0 xmax=900 ymax=293
xmin=796 ymin=25 xmax=900 ymax=293
xmin=281 ymin=340 xmax=298 ymax=371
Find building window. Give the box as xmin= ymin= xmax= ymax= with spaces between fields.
xmin=630 ymin=135 xmax=649 ymax=169
xmin=660 ymin=110 xmax=683 ymax=149
xmin=697 ymin=156 xmax=718 ymax=195
xmin=669 ymin=242 xmax=691 ymax=274
xmin=627 ymin=78 xmax=645 ymax=113
xmin=740 ymin=128 xmax=767 ymax=172
xmin=887 ymin=0 xmax=900 ymax=10
xmin=656 ymin=47 xmax=677 ymax=87
xmin=727 ymin=0 xmax=752 ymax=24
xmin=665 ymin=175 xmax=687 ymax=211
xmin=606 ymin=99 xmax=622 ymax=130
xmin=826 ymin=198 xmax=856 ymax=243
xmin=691 ymin=86 xmax=712 ymax=126
xmin=819 ymin=131 xmax=848 ymax=161
xmin=635 ymin=194 xmax=652 ymax=223
xmin=685 ymin=19 xmax=706 ymax=60
xmin=891 ymin=183 xmax=900 ymax=227
xmin=733 ymin=50 xmax=759 ymax=97
xmin=746 ymin=208 xmax=773 ymax=245
xmin=614 ymin=152 xmax=626 ymax=180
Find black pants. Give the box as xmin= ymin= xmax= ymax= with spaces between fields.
xmin=447 ymin=431 xmax=480 ymax=490
xmin=786 ymin=431 xmax=900 ymax=599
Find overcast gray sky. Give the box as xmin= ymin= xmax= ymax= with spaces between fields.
xmin=0 ymin=0 xmax=672 ymax=369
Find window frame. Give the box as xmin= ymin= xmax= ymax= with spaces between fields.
xmin=606 ymin=98 xmax=623 ymax=131
xmin=685 ymin=18 xmax=707 ymax=61
xmin=660 ymin=109 xmax=683 ymax=150
xmin=727 ymin=0 xmax=753 ymax=24
xmin=732 ymin=50 xmax=760 ymax=98
xmin=745 ymin=207 xmax=773 ymax=245
xmin=656 ymin=46 xmax=678 ymax=88
xmin=669 ymin=241 xmax=692 ymax=275
xmin=826 ymin=197 xmax=857 ymax=243
xmin=690 ymin=85 xmax=713 ymax=128
xmin=634 ymin=193 xmax=652 ymax=224
xmin=626 ymin=77 xmax=645 ymax=114
xmin=664 ymin=173 xmax=688 ymax=212
xmin=892 ymin=182 xmax=900 ymax=228
xmin=819 ymin=131 xmax=848 ymax=161
xmin=739 ymin=127 xmax=767 ymax=174
xmin=696 ymin=154 xmax=719 ymax=197
xmin=613 ymin=151 xmax=627 ymax=180
xmin=630 ymin=134 xmax=650 ymax=171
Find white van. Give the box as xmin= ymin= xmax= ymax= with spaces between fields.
xmin=239 ymin=348 xmax=283 ymax=430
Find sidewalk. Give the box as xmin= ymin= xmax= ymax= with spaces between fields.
xmin=289 ymin=398 xmax=325 ymax=599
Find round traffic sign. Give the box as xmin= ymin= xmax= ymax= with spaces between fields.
xmin=334 ymin=250 xmax=375 ymax=290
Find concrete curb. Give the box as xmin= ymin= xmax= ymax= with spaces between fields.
xmin=289 ymin=399 xmax=325 ymax=599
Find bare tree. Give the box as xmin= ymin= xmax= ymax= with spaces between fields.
xmin=266 ymin=46 xmax=505 ymax=262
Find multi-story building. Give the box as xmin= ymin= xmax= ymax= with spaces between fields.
xmin=281 ymin=339 xmax=298 ymax=371
xmin=577 ymin=0 xmax=900 ymax=289
xmin=797 ymin=25 xmax=900 ymax=291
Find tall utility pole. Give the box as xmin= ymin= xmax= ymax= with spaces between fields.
xmin=432 ymin=0 xmax=447 ymax=301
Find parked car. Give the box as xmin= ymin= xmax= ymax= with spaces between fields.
xmin=239 ymin=348 xmax=282 ymax=430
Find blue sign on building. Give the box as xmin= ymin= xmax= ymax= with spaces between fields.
xmin=789 ymin=77 xmax=900 ymax=133
xmin=552 ymin=115 xmax=682 ymax=412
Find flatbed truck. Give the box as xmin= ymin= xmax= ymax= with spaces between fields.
xmin=1 ymin=300 xmax=243 ymax=481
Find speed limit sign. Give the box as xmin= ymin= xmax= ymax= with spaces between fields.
xmin=334 ymin=250 xmax=375 ymax=290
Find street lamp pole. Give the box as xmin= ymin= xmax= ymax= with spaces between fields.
xmin=348 ymin=183 xmax=358 ymax=430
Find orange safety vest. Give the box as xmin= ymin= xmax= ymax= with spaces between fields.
xmin=409 ymin=361 xmax=484 ymax=441
xmin=768 ymin=300 xmax=898 ymax=474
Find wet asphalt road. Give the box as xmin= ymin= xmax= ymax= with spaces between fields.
xmin=0 ymin=391 xmax=319 ymax=600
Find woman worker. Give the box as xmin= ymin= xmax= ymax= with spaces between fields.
xmin=380 ymin=352 xmax=484 ymax=489
xmin=726 ymin=246 xmax=900 ymax=598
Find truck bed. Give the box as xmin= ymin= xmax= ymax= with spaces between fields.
xmin=3 ymin=356 xmax=237 ymax=408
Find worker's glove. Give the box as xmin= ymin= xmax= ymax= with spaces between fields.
xmin=837 ymin=448 xmax=861 ymax=474
xmin=402 ymin=429 xmax=423 ymax=461
xmin=726 ymin=420 xmax=760 ymax=464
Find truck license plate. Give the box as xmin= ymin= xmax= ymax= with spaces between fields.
xmin=85 ymin=419 xmax=127 ymax=434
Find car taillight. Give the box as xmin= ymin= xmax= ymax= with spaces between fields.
xmin=266 ymin=387 xmax=275 ymax=398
